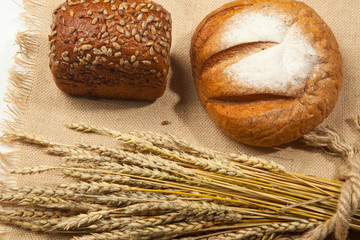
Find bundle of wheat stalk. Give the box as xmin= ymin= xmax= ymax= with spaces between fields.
xmin=0 ymin=123 xmax=359 ymax=240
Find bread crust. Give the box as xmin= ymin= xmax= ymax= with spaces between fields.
xmin=190 ymin=0 xmax=343 ymax=147
xmin=49 ymin=0 xmax=172 ymax=101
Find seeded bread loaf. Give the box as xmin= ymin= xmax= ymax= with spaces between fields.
xmin=190 ymin=0 xmax=343 ymax=147
xmin=49 ymin=0 xmax=172 ymax=100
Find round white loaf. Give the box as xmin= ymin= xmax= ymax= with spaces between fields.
xmin=191 ymin=0 xmax=343 ymax=147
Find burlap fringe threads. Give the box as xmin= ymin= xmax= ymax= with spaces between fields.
xmin=0 ymin=0 xmax=43 ymax=237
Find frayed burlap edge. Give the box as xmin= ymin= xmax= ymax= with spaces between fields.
xmin=0 ymin=0 xmax=44 ymax=238
xmin=0 ymin=0 xmax=359 ymax=239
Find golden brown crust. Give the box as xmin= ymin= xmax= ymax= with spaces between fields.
xmin=190 ymin=0 xmax=343 ymax=147
xmin=49 ymin=0 xmax=172 ymax=101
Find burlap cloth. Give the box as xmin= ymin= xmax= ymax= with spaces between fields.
xmin=1 ymin=0 xmax=360 ymax=239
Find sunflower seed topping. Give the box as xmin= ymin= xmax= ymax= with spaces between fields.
xmin=149 ymin=47 xmax=155 ymax=56
xmin=135 ymin=34 xmax=141 ymax=43
xmin=116 ymin=25 xmax=124 ymax=34
xmin=132 ymin=28 xmax=138 ymax=36
xmin=107 ymin=49 xmax=113 ymax=57
xmin=133 ymin=61 xmax=139 ymax=68
xmin=85 ymin=54 xmax=92 ymax=61
xmin=101 ymin=32 xmax=109 ymax=39
xmin=91 ymin=17 xmax=99 ymax=25
xmin=154 ymin=45 xmax=160 ymax=53
xmin=122 ymin=2 xmax=128 ymax=10
xmin=142 ymin=60 xmax=151 ymax=66
xmin=150 ymin=25 xmax=157 ymax=35
xmin=125 ymin=30 xmax=131 ymax=38
xmin=50 ymin=23 xmax=56 ymax=31
xmin=62 ymin=51 xmax=69 ymax=57
xmin=93 ymin=49 xmax=102 ymax=55
xmin=160 ymin=41 xmax=167 ymax=47
xmin=81 ymin=44 xmax=93 ymax=51
xmin=147 ymin=15 xmax=154 ymax=23
xmin=101 ymin=46 xmax=108 ymax=55
xmin=112 ymin=42 xmax=121 ymax=50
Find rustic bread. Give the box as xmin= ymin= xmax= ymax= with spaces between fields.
xmin=49 ymin=0 xmax=172 ymax=101
xmin=190 ymin=0 xmax=343 ymax=147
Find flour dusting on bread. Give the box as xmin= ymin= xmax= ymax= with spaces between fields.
xmin=220 ymin=13 xmax=288 ymax=50
xmin=209 ymin=11 xmax=319 ymax=97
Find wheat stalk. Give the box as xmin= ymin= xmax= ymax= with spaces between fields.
xmin=74 ymin=143 xmax=202 ymax=179
xmin=10 ymin=185 xmax=75 ymax=198
xmin=68 ymin=124 xmax=285 ymax=173
xmin=74 ymin=221 xmax=216 ymax=240
xmin=3 ymin=131 xmax=56 ymax=146
xmin=10 ymin=166 xmax=59 ymax=175
xmin=190 ymin=220 xmax=320 ymax=240
xmin=52 ymin=210 xmax=112 ymax=230
xmin=1 ymin=126 xmax=359 ymax=240
xmin=69 ymin=124 xmax=247 ymax=177
xmin=46 ymin=145 xmax=93 ymax=157
xmin=62 ymin=169 xmax=172 ymax=189
xmin=0 ymin=209 xmax=71 ymax=219
xmin=0 ymin=215 xmax=48 ymax=232
xmin=130 ymin=131 xmax=285 ymax=173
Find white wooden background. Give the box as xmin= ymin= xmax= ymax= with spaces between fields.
xmin=0 ymin=0 xmax=25 ymax=152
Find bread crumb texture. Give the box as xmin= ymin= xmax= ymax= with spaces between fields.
xmin=191 ymin=0 xmax=343 ymax=146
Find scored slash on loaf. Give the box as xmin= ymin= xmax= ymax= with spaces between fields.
xmin=49 ymin=0 xmax=172 ymax=100
xmin=202 ymin=12 xmax=319 ymax=97
xmin=190 ymin=0 xmax=343 ymax=147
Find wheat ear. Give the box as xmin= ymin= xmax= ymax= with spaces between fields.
xmin=52 ymin=210 xmax=112 ymax=230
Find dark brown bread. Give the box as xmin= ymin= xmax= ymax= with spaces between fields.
xmin=49 ymin=0 xmax=172 ymax=100
xmin=190 ymin=0 xmax=343 ymax=147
